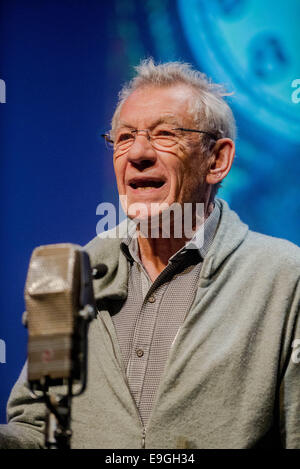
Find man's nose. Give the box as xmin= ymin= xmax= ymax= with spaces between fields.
xmin=127 ymin=133 xmax=157 ymax=168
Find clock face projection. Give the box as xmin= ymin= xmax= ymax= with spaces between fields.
xmin=176 ymin=0 xmax=300 ymax=144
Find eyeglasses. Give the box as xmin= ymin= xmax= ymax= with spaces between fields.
xmin=101 ymin=127 xmax=220 ymax=155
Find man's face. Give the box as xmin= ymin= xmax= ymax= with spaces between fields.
xmin=113 ymin=84 xmax=209 ymax=219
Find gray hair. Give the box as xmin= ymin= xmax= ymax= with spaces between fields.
xmin=111 ymin=58 xmax=236 ymax=143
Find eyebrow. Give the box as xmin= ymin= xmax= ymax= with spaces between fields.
xmin=117 ymin=116 xmax=181 ymax=131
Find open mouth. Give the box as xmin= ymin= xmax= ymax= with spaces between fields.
xmin=129 ymin=178 xmax=166 ymax=190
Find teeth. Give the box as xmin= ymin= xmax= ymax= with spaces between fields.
xmin=130 ymin=181 xmax=165 ymax=189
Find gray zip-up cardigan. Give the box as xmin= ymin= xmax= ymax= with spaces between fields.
xmin=1 ymin=199 xmax=299 ymax=449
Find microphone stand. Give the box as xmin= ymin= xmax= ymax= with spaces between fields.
xmin=44 ymin=378 xmax=73 ymax=449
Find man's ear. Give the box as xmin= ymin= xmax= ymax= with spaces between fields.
xmin=206 ymin=138 xmax=235 ymax=185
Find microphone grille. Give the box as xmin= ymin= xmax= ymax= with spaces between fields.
xmin=25 ymin=244 xmax=81 ymax=381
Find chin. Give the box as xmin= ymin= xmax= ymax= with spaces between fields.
xmin=126 ymin=200 xmax=165 ymax=221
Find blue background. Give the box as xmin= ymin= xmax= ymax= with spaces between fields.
xmin=0 ymin=0 xmax=299 ymax=423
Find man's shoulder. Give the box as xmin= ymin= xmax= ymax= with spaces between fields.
xmin=217 ymin=199 xmax=300 ymax=277
xmin=246 ymin=229 xmax=300 ymax=259
xmin=83 ymin=219 xmax=131 ymax=267
xmin=244 ymin=228 xmax=300 ymax=274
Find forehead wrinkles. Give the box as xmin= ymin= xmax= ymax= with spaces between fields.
xmin=117 ymin=115 xmax=183 ymax=132
xmin=113 ymin=85 xmax=197 ymax=134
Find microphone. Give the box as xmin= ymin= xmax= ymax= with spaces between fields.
xmin=23 ymin=243 xmax=107 ymax=448
xmin=23 ymin=244 xmax=107 ymax=390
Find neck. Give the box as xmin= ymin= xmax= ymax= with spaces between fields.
xmin=137 ymin=235 xmax=186 ymax=281
xmin=137 ymin=199 xmax=214 ymax=282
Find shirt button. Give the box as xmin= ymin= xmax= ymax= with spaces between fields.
xmin=136 ymin=348 xmax=144 ymax=358
xmin=148 ymin=295 xmax=156 ymax=303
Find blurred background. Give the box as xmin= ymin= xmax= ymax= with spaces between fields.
xmin=0 ymin=0 xmax=299 ymax=423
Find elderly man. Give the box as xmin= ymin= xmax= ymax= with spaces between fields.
xmin=1 ymin=60 xmax=299 ymax=449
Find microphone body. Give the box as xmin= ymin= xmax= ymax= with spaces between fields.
xmin=24 ymin=244 xmax=99 ymax=388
